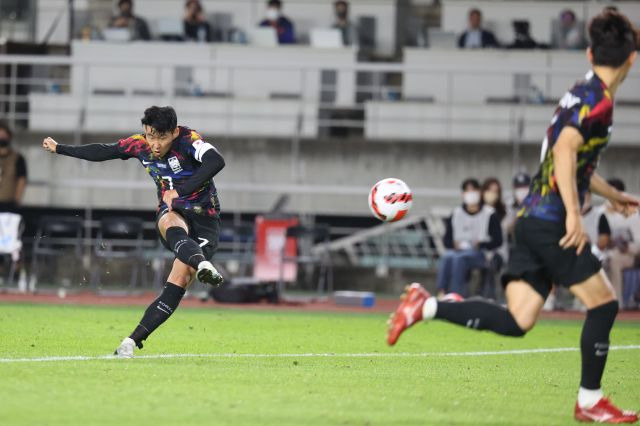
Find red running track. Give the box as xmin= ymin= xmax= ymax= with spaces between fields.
xmin=1 ymin=291 xmax=639 ymax=321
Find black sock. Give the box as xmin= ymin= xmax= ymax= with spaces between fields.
xmin=435 ymin=299 xmax=526 ymax=337
xmin=129 ymin=282 xmax=186 ymax=348
xmin=165 ymin=226 xmax=206 ymax=269
xmin=580 ymin=301 xmax=618 ymax=389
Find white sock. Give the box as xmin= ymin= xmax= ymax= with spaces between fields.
xmin=422 ymin=297 xmax=437 ymax=321
xmin=578 ymin=387 xmax=603 ymax=409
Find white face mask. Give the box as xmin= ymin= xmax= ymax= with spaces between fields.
xmin=463 ymin=191 xmax=481 ymax=206
xmin=514 ymin=188 xmax=529 ymax=204
xmin=266 ymin=8 xmax=279 ymax=21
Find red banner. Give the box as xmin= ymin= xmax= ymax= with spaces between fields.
xmin=253 ymin=216 xmax=298 ymax=282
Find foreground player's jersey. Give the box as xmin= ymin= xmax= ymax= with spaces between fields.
xmin=117 ymin=126 xmax=220 ymax=216
xmin=520 ymin=71 xmax=613 ymax=222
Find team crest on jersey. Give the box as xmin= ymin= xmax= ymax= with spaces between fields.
xmin=168 ymin=156 xmax=183 ymax=173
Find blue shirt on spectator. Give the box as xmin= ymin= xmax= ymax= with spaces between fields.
xmin=260 ymin=17 xmax=296 ymax=44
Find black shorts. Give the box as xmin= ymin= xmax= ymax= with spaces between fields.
xmin=156 ymin=208 xmax=220 ymax=261
xmin=502 ymin=217 xmax=601 ymax=299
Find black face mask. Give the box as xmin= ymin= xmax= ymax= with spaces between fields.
xmin=336 ymin=11 xmax=347 ymax=19
xmin=0 ymin=139 xmax=10 ymax=148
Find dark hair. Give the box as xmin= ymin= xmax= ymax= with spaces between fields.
xmin=607 ymin=178 xmax=626 ymax=192
xmin=0 ymin=121 xmax=13 ymax=139
xmin=118 ymin=0 xmax=132 ymax=7
xmin=335 ymin=1 xmax=348 ymax=8
xmin=482 ymin=177 xmax=506 ymax=219
xmin=469 ymin=8 xmax=482 ymax=18
xmin=141 ymin=106 xmax=177 ymax=135
xmin=461 ymin=178 xmax=481 ymax=191
xmin=588 ymin=10 xmax=639 ymax=67
xmin=186 ymin=0 xmax=202 ymax=12
xmin=268 ymin=0 xmax=282 ymax=8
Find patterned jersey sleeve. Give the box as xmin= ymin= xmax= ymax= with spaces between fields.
xmin=186 ymin=130 xmax=218 ymax=162
xmin=116 ymin=134 xmax=148 ymax=158
xmin=564 ymin=89 xmax=612 ymax=143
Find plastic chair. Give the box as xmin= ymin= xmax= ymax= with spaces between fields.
xmin=91 ymin=216 xmax=144 ymax=288
xmin=30 ymin=215 xmax=84 ymax=288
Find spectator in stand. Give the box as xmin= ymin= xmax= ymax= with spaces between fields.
xmin=0 ymin=122 xmax=27 ymax=211
xmin=183 ymin=0 xmax=212 ymax=42
xmin=260 ymin=0 xmax=296 ymax=44
xmin=458 ymin=8 xmax=499 ymax=49
xmin=436 ymin=178 xmax=503 ymax=298
xmin=505 ymin=172 xmax=531 ymax=241
xmin=108 ymin=0 xmax=151 ymax=41
xmin=601 ymin=178 xmax=640 ymax=308
xmin=480 ymin=177 xmax=508 ymax=299
xmin=332 ymin=1 xmax=357 ymax=46
xmin=552 ymin=9 xmax=586 ymax=50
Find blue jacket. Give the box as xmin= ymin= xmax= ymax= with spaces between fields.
xmin=260 ymin=16 xmax=296 ymax=44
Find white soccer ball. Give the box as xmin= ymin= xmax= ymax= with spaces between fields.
xmin=368 ymin=178 xmax=413 ymax=222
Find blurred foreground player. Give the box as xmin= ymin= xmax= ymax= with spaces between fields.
xmin=387 ymin=10 xmax=639 ymax=423
xmin=43 ymin=106 xmax=225 ymax=357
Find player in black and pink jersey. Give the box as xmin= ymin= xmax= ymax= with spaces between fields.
xmin=43 ymin=106 xmax=225 ymax=358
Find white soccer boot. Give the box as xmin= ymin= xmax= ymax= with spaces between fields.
xmin=114 ymin=337 xmax=136 ymax=358
xmin=196 ymin=261 xmax=224 ymax=287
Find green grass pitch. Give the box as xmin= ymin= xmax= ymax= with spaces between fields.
xmin=0 ymin=303 xmax=638 ymax=425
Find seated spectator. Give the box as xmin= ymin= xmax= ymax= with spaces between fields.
xmin=458 ymin=8 xmax=499 ymax=49
xmin=183 ymin=0 xmax=212 ymax=42
xmin=108 ymin=0 xmax=151 ymax=41
xmin=332 ymin=1 xmax=357 ymax=46
xmin=0 ymin=122 xmax=27 ymax=212
xmin=505 ymin=172 xmax=530 ymax=241
xmin=260 ymin=0 xmax=296 ymax=44
xmin=602 ymin=178 xmax=640 ymax=308
xmin=436 ymin=178 xmax=503 ymax=298
xmin=552 ymin=9 xmax=586 ymax=50
xmin=480 ymin=177 xmax=508 ymax=299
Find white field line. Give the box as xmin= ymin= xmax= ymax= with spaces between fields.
xmin=0 ymin=345 xmax=639 ymax=364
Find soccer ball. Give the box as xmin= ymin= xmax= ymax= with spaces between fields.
xmin=368 ymin=178 xmax=413 ymax=222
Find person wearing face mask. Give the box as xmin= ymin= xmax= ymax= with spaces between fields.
xmin=332 ymin=1 xmax=357 ymax=46
xmin=0 ymin=122 xmax=27 ymax=212
xmin=259 ymin=0 xmax=296 ymax=44
xmin=436 ymin=178 xmax=503 ymax=298
xmin=108 ymin=0 xmax=151 ymax=41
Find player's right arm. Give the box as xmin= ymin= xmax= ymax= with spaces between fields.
xmin=42 ymin=137 xmax=129 ymax=161
xmin=552 ymin=126 xmax=587 ymax=254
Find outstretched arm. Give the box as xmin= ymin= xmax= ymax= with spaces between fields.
xmin=43 ymin=137 xmax=128 ymax=161
xmin=590 ymin=172 xmax=639 ymax=217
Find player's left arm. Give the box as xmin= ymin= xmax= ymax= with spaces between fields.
xmin=162 ymin=140 xmax=225 ymax=209
xmin=590 ymin=172 xmax=639 ymax=217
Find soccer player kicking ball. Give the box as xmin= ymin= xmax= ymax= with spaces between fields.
xmin=387 ymin=10 xmax=639 ymax=424
xmin=43 ymin=106 xmax=225 ymax=358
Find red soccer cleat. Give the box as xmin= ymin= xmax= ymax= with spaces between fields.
xmin=386 ymin=283 xmax=430 ymax=346
xmin=575 ymin=397 xmax=639 ymax=423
